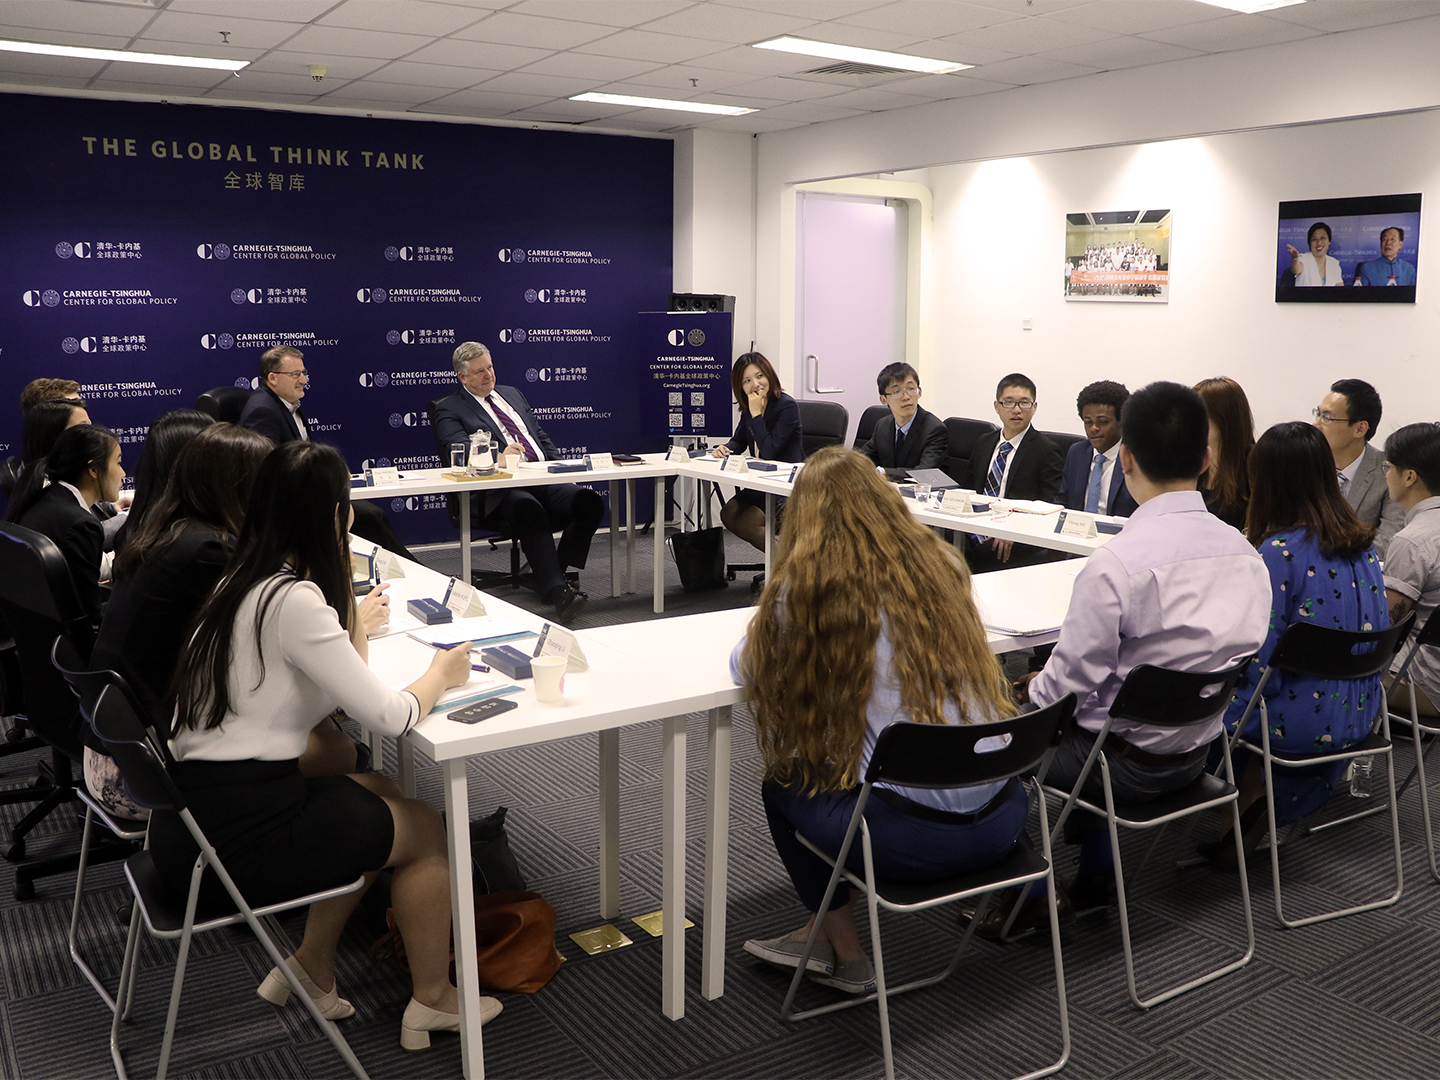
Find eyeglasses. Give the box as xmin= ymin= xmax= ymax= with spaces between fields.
xmin=1311 ymin=408 xmax=1350 ymax=425
xmin=274 ymin=369 xmax=309 ymax=381
xmin=1382 ymin=461 xmax=1395 ymax=473
xmin=998 ymin=398 xmax=1035 ymax=410
xmin=884 ymin=385 xmax=919 ymax=399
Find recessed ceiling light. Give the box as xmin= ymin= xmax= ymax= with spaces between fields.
xmin=570 ymin=92 xmax=755 ymax=116
xmin=752 ymin=36 xmax=970 ymax=75
xmin=0 ymin=38 xmax=248 ymax=71
xmin=1194 ymin=0 xmax=1305 ymax=12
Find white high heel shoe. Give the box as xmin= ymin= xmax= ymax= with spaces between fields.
xmin=256 ymin=954 xmax=355 ymax=1020
xmin=400 ymin=995 xmax=502 ymax=1051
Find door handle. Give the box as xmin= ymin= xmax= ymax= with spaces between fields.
xmin=808 ymin=355 xmax=844 ymax=395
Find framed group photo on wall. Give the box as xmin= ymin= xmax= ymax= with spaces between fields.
xmin=1064 ymin=209 xmax=1171 ymax=303
xmin=1275 ymin=192 xmax=1421 ymax=303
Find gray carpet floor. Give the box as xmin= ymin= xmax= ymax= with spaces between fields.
xmin=4 ymin=531 xmax=1440 ymax=1079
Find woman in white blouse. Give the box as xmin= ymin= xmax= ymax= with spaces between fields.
xmin=1287 ymin=221 xmax=1344 ymax=287
xmin=158 ymin=441 xmax=488 ymax=1051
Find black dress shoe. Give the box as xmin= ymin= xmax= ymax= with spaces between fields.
xmin=750 ymin=573 xmax=766 ymax=595
xmin=1066 ymin=869 xmax=1115 ymax=914
xmin=546 ymin=584 xmax=588 ymax=624
xmin=964 ymin=886 xmax=1069 ymax=940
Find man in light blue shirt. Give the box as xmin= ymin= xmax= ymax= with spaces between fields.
xmin=1355 ymin=227 xmax=1417 ymax=287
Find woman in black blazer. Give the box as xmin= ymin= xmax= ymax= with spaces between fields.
xmin=711 ymin=352 xmax=804 ymax=552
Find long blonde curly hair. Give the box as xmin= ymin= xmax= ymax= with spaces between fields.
xmin=739 ymin=447 xmax=1015 ymax=793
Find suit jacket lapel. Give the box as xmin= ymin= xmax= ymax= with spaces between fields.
xmin=1349 ymin=445 xmax=1379 ymax=508
xmin=1106 ymin=460 xmax=1127 ymax=514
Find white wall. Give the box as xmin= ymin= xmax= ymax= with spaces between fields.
xmin=672 ymin=128 xmax=756 ymax=349
xmin=741 ymin=13 xmax=1440 ymax=444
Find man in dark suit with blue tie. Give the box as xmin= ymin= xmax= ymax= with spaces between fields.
xmin=857 ymin=362 xmax=948 ymax=480
xmin=1058 ymin=380 xmax=1139 ymax=519
xmin=432 ymin=341 xmax=600 ymax=621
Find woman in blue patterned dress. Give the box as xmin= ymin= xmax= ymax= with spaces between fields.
xmin=1223 ymin=421 xmax=1388 ymax=832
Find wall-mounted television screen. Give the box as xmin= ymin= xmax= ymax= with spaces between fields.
xmin=1275 ymin=193 xmax=1420 ymax=303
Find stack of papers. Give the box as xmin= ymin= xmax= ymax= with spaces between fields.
xmin=408 ymin=616 xmax=535 ymax=649
xmin=975 ymin=599 xmax=1063 ymax=637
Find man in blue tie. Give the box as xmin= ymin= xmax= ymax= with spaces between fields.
xmin=1058 ymin=380 xmax=1139 ymax=519
xmin=856 ymin=362 xmax=948 ymax=480
xmin=432 ymin=341 xmax=601 ymax=622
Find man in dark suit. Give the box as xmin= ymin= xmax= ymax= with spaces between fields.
xmin=432 ymin=341 xmax=600 ymax=621
xmin=966 ymin=372 xmax=1064 ymax=572
xmin=857 ymin=362 xmax=948 ymax=480
xmin=238 ymin=345 xmax=415 ymax=561
xmin=1058 ymin=380 xmax=1139 ymax=519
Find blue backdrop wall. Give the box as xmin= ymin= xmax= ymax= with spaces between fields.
xmin=0 ymin=92 xmax=673 ymax=542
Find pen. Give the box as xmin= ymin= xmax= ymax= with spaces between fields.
xmin=471 ymin=663 xmax=490 ymax=673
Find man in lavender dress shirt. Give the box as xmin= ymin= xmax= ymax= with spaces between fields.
xmin=1015 ymin=381 xmax=1269 ymax=919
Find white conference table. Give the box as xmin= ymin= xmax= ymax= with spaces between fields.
xmin=367 ymin=552 xmax=1079 ymax=1079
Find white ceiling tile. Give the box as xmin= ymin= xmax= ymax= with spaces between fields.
xmin=694 ymin=112 xmax=808 ymax=131
xmin=1139 ymin=13 xmax=1325 ymax=52
xmin=317 ymin=81 xmax=455 ymax=105
xmin=364 ymin=60 xmax=497 ymax=88
xmin=805 ymin=85 xmax=935 ymax=109
xmin=574 ymin=28 xmax=732 ymax=63
xmin=280 ymin=24 xmax=436 ymax=60
xmin=518 ymin=51 xmax=664 ymax=80
xmin=0 ymin=71 xmax=96 ymax=88
xmin=205 ymin=88 xmax=327 ymax=104
xmin=943 ymin=15 xmax=1121 ymax=54
xmin=836 ymin=0 xmax=1027 ymax=37
xmin=704 ymin=91 xmax=791 ymax=108
xmin=317 ymin=1 xmax=486 ymax=37
xmin=137 ymin=12 xmax=299 ymax=50
xmin=1258 ymin=0 xmax=1440 ymax=33
xmin=450 ymin=11 xmax=617 ymax=49
xmin=757 ymin=99 xmax=868 ymax=121
xmin=911 ymin=38 xmax=1018 ymax=65
xmin=715 ymin=74 xmax=847 ymax=101
xmin=784 ymin=21 xmax=930 ymax=50
xmin=599 ymin=64 xmax=765 ymax=92
xmin=92 ymin=62 xmax=234 ymax=87
xmin=469 ymin=69 xmax=598 ymax=96
xmin=1045 ymin=0 xmax=1230 ymax=35
xmin=1039 ymin=35 xmax=1204 ymax=70
xmin=504 ymin=1 xmax=696 ymax=29
xmin=414 ymin=86 xmax=554 ymax=112
xmin=687 ymin=43 xmax=840 ymax=74
xmin=227 ymin=68 xmax=358 ymax=93
xmin=0 ymin=53 xmax=108 ymax=78
xmin=0 ymin=0 xmax=155 ymax=36
xmin=877 ymin=70 xmax=1017 ymax=97
xmin=713 ymin=1 xmax=893 ymax=20
xmin=632 ymin=4 xmax=818 ymax=43
xmin=951 ymin=53 xmax=1099 ymax=84
xmin=963 ymin=0 xmax=1097 ymax=14
xmin=244 ymin=52 xmax=391 ymax=79
xmin=164 ymin=1 xmax=335 ymax=23
xmin=404 ymin=37 xmax=553 ymax=68
xmin=506 ymin=99 xmax=637 ymax=120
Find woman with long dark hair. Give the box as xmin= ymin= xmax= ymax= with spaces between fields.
xmin=155 ymin=441 xmax=494 ymax=1049
xmin=1195 ymin=376 xmax=1255 ymax=530
xmin=734 ymin=447 xmax=1026 ymax=993
xmin=711 ymin=352 xmax=804 ymax=560
xmin=118 ymin=408 xmax=214 ymax=542
xmin=6 ymin=423 xmax=123 ymax=623
xmin=1209 ymin=422 xmax=1387 ymax=854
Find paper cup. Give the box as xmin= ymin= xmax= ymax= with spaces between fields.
xmin=503 ymin=451 xmax=521 ymax=472
xmin=532 ymin=655 xmax=566 ymax=702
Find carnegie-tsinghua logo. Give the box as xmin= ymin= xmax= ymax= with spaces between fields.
xmin=200 ymin=333 xmax=236 ymax=349
xmin=389 ymin=411 xmax=422 ymax=428
xmin=688 ymin=329 xmax=706 ymax=346
xmin=62 ymin=336 xmax=98 ymax=354
xmin=498 ymin=248 xmax=527 ymax=263
xmin=55 ymin=242 xmax=73 ymax=258
xmin=234 ymin=377 xmax=260 ymax=390
xmin=231 ymin=288 xmax=265 ymax=304
xmin=196 ymin=244 xmax=232 ymax=259
xmin=358 ymin=372 xmax=391 ymax=388
xmin=23 ymin=290 xmax=61 ymax=307
xmin=385 ymin=246 xmax=399 ymax=261
xmin=497 ymin=328 xmax=527 ymax=343
xmin=357 ymin=288 xmax=387 ymax=303
xmin=391 ymin=497 xmax=423 ymax=512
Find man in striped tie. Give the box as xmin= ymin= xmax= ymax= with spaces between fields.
xmin=433 ymin=342 xmax=602 ymax=622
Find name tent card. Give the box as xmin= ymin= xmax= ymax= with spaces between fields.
xmin=1055 ymin=511 xmax=1099 ymax=539
xmin=720 ymin=455 xmax=750 ymax=475
xmin=584 ymin=452 xmax=614 ymax=471
xmin=665 ymin=445 xmax=691 ymax=463
xmin=442 ymin=577 xmax=486 ymax=618
xmin=939 ymin=489 xmax=975 ymax=515
xmin=364 ymin=466 xmax=401 ymax=488
xmin=533 ymin=622 xmax=589 ymax=672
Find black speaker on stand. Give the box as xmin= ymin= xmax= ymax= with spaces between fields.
xmin=668 ymin=292 xmax=735 ymax=314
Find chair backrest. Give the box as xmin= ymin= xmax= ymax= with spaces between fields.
xmin=942 ymin=417 xmax=997 ymax=485
xmin=1107 ymin=656 xmax=1254 ymax=729
xmin=0 ymin=522 xmax=95 ymax=756
xmin=853 ymin=405 xmax=889 ymax=449
xmin=1268 ymin=611 xmax=1415 ymax=681
xmin=864 ymin=694 xmax=1076 ymax=789
xmin=51 ymin=635 xmax=171 ymax=755
xmin=1040 ymin=430 xmax=1087 ymax=461
xmin=426 ymin=397 xmax=449 ymax=457
xmin=0 ymin=454 xmax=18 ymax=502
xmin=92 ymin=683 xmax=183 ymax=813
xmin=195 ymin=386 xmax=250 ymax=423
xmin=795 ymin=399 xmax=847 ymax=459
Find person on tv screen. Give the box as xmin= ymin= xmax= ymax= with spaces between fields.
xmin=1355 ymin=227 xmax=1417 ymax=287
xmin=1286 ymin=222 xmax=1344 ymax=287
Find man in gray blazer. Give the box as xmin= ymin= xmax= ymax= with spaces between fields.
xmin=1313 ymin=378 xmax=1404 ymax=557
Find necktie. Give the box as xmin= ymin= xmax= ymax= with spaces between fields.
xmin=984 ymin=441 xmax=1013 ymax=499
xmin=894 ymin=424 xmax=906 ymax=463
xmin=1337 ymin=468 xmax=1349 ymax=497
xmin=486 ymin=395 xmax=538 ymax=462
xmin=1085 ymin=452 xmax=1106 ymax=514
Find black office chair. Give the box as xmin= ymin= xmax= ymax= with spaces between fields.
xmin=941 ymin=417 xmax=997 ymax=486
xmin=778 ymin=696 xmax=1076 ymax=1080
xmin=0 ymin=523 xmax=138 ymax=899
xmin=91 ymin=683 xmax=368 ymax=1080
xmin=194 ymin=385 xmax=250 ymax=423
xmin=1226 ymin=615 xmax=1415 ymax=927
xmin=1038 ymin=657 xmax=1257 ymax=1009
xmin=795 ymin=399 xmax=848 ymax=459
xmin=426 ymin=396 xmax=523 ymax=590
xmin=1039 ymin=429 xmax=1087 ymax=464
xmin=852 ymin=404 xmax=889 ymax=450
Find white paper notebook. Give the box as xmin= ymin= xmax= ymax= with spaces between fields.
xmin=975 ymin=598 xmax=1063 ymax=637
xmin=407 ymin=616 xmax=535 ymax=649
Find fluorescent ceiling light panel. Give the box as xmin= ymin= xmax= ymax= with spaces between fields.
xmin=0 ymin=38 xmax=248 ymax=71
xmin=752 ymin=36 xmax=970 ymax=74
xmin=570 ymin=92 xmax=754 ymax=116
xmin=1193 ymin=0 xmax=1305 ymax=12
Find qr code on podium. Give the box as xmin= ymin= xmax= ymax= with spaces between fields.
xmin=668 ymin=392 xmax=682 ymax=406
xmin=690 ymin=413 xmax=705 ymax=428
xmin=690 ymin=392 xmax=705 ymax=406
xmin=668 ymin=412 xmax=684 ymax=427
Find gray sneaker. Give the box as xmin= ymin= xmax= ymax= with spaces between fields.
xmin=743 ymin=935 xmax=836 ymax=974
xmin=809 ymin=957 xmax=876 ymax=994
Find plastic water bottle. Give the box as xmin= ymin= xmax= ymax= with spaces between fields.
xmin=1349 ymin=755 xmax=1373 ymax=798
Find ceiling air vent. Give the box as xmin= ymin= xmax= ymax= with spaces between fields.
xmin=802 ymin=61 xmax=910 ymax=77
xmin=784 ymin=60 xmax=925 ymax=89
